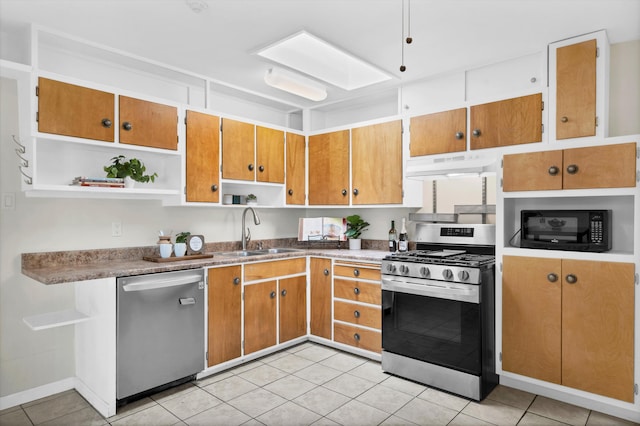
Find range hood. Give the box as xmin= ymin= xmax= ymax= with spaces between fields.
xmin=406 ymin=153 xmax=497 ymax=179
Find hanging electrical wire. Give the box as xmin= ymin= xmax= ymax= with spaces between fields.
xmin=400 ymin=0 xmax=406 ymax=72
xmin=400 ymin=0 xmax=412 ymax=72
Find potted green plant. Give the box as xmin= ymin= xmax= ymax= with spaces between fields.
xmin=104 ymin=155 xmax=158 ymax=188
xmin=246 ymin=193 xmax=258 ymax=206
xmin=345 ymin=214 xmax=370 ymax=250
xmin=174 ymin=232 xmax=190 ymax=257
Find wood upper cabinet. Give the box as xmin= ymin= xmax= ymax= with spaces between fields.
xmin=119 ymin=96 xmax=178 ymax=150
xmin=185 ymin=110 xmax=220 ymax=203
xmin=470 ymin=93 xmax=542 ymax=150
xmin=503 ymin=142 xmax=637 ymax=191
xmin=286 ymin=132 xmax=306 ymax=205
xmin=410 ymin=108 xmax=466 ymax=156
xmin=256 ymin=126 xmax=285 ymax=184
xmin=310 ymin=257 xmax=332 ymax=339
xmin=352 ymin=120 xmax=403 ymax=205
xmin=556 ymin=39 xmax=597 ymax=140
xmin=308 ymin=130 xmax=350 ymax=205
xmin=221 ymin=118 xmax=255 ymax=181
xmin=208 ymin=266 xmax=242 ymax=366
xmin=244 ymin=280 xmax=277 ymax=355
xmin=502 ymin=256 xmax=634 ymax=402
xmin=279 ymin=276 xmax=307 ymax=343
xmin=37 ymin=77 xmax=115 ymax=142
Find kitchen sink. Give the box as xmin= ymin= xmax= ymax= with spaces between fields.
xmin=217 ymin=248 xmax=304 ymax=257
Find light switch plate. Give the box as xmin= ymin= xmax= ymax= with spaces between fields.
xmin=1 ymin=193 xmax=15 ymax=210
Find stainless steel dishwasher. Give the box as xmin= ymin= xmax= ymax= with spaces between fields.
xmin=116 ymin=269 xmax=205 ymax=401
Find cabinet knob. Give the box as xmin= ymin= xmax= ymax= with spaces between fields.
xmin=565 ymin=274 xmax=578 ymax=284
xmin=353 ymin=188 xmax=359 ymax=196
xmin=353 ymin=269 xmax=360 ymax=277
xmin=472 ymin=129 xmax=481 ymax=137
xmin=281 ymin=289 xmax=287 ymax=297
xmin=353 ymin=333 xmax=361 ymax=342
xmin=270 ymin=291 xmax=276 ymax=299
xmin=548 ymin=166 xmax=559 ymax=176
xmin=233 ymin=277 xmax=240 ymax=285
xmin=547 ymin=273 xmax=558 ymax=283
xmin=288 ymin=189 xmax=293 ymax=196
xmin=561 ymin=116 xmax=569 ymax=123
xmin=566 ymin=164 xmax=578 ymax=175
xmin=323 ymin=268 xmax=329 ymax=276
xmin=341 ymin=189 xmax=347 ymax=196
xmin=248 ymin=164 xmax=254 ymax=171
xmin=101 ymin=118 xmax=112 ymax=128
xmin=122 ymin=122 xmax=132 ymax=131
xmin=211 ymin=184 xmax=218 ymax=192
xmin=455 ymin=131 xmax=464 ymax=140
xmin=354 ymin=310 xmax=360 ymax=318
xmin=353 ymin=287 xmax=360 ymax=295
xmin=259 ymin=165 xmax=265 ymax=172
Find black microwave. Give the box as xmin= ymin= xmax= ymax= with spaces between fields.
xmin=520 ymin=210 xmax=612 ymax=252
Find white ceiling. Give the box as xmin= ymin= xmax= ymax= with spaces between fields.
xmin=1 ymin=0 xmax=639 ymax=111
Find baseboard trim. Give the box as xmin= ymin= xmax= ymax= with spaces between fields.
xmin=0 ymin=377 xmax=75 ymax=411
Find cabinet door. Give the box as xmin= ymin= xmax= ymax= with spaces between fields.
xmin=503 ymin=150 xmax=563 ymax=192
xmin=556 ymin=39 xmax=597 ymax=140
xmin=38 ymin=77 xmax=115 ymax=142
xmin=221 ymin=118 xmax=255 ymax=181
xmin=561 ymin=260 xmax=634 ymax=402
xmin=563 ymin=142 xmax=637 ymax=189
xmin=352 ymin=121 xmax=403 ymax=205
xmin=256 ymin=126 xmax=285 ymax=183
xmin=310 ymin=257 xmax=332 ymax=339
xmin=502 ymin=256 xmax=561 ymax=384
xmin=208 ymin=266 xmax=241 ymax=366
xmin=410 ymin=108 xmax=466 ymax=156
xmin=244 ymin=281 xmax=277 ymax=355
xmin=286 ymin=132 xmax=306 ymax=205
xmin=279 ymin=276 xmax=307 ymax=343
xmin=308 ymin=130 xmax=350 ymax=205
xmin=186 ymin=110 xmax=220 ymax=203
xmin=119 ymin=96 xmax=178 ymax=150
xmin=470 ymin=93 xmax=542 ymax=150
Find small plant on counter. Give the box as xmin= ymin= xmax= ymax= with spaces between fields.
xmin=345 ymin=214 xmax=370 ymax=239
xmin=175 ymin=232 xmax=191 ymax=244
xmin=246 ymin=193 xmax=258 ymax=205
xmin=104 ymin=155 xmax=158 ymax=183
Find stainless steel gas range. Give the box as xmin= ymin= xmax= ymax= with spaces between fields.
xmin=381 ymin=223 xmax=498 ymax=401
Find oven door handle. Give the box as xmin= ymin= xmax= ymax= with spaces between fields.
xmin=382 ymin=277 xmax=480 ymax=303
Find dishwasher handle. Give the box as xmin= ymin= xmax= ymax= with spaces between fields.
xmin=122 ymin=273 xmax=203 ymax=292
xmin=179 ymin=297 xmax=196 ymax=305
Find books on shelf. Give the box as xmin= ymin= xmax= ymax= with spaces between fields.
xmin=298 ymin=217 xmax=346 ymax=241
xmin=71 ymin=176 xmax=125 ymax=188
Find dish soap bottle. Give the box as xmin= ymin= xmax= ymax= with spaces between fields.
xmin=398 ymin=218 xmax=408 ymax=252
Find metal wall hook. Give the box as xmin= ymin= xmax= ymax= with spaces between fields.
xmin=19 ymin=165 xmax=33 ymax=185
xmin=12 ymin=135 xmax=26 ymax=154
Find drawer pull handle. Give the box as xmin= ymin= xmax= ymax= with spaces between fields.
xmin=122 ymin=121 xmax=132 ymax=131
xmin=248 ymin=164 xmax=254 ymax=171
xmin=281 ymin=289 xmax=287 ymax=297
xmin=566 ymin=164 xmax=578 ymax=175
xmin=341 ymin=189 xmax=348 ymax=196
xmin=548 ymin=166 xmax=559 ymax=176
xmin=472 ymin=129 xmax=481 ymax=137
xmin=565 ymin=274 xmax=577 ymax=284
xmin=270 ymin=291 xmax=276 ymax=299
xmin=547 ymin=273 xmax=558 ymax=283
xmin=288 ymin=189 xmax=294 ymax=196
xmin=353 ymin=333 xmax=361 ymax=342
xmin=259 ymin=165 xmax=265 ymax=172
xmin=354 ymin=310 xmax=360 ymax=318
xmin=101 ymin=118 xmax=112 ymax=128
xmin=211 ymin=184 xmax=218 ymax=192
xmin=354 ymin=287 xmax=360 ymax=295
xmin=353 ymin=269 xmax=360 ymax=277
xmin=233 ymin=277 xmax=240 ymax=285
xmin=323 ymin=268 xmax=329 ymax=276
xmin=455 ymin=131 xmax=464 ymax=140
xmin=561 ymin=116 xmax=569 ymax=123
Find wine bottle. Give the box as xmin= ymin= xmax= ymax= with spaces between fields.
xmin=398 ymin=218 xmax=408 ymax=252
xmin=388 ymin=220 xmax=397 ymax=252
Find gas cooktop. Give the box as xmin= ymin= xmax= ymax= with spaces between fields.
xmin=384 ymin=250 xmax=495 ymax=268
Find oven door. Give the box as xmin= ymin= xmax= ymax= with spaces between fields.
xmin=382 ymin=276 xmax=482 ymax=375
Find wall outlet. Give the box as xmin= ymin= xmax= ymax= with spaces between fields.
xmin=112 ymin=222 xmax=122 ymax=237
xmin=1 ymin=192 xmax=15 ymax=210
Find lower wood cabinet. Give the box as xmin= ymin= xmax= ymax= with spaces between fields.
xmin=502 ymin=255 xmax=634 ymax=402
xmin=207 ymin=265 xmax=242 ymax=367
xmin=310 ymin=257 xmax=332 ymax=339
xmin=279 ymin=276 xmax=307 ymax=343
xmin=244 ymin=280 xmax=278 ymax=354
xmin=334 ymin=323 xmax=381 ymax=353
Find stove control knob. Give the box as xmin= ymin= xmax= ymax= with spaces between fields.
xmin=386 ymin=264 xmax=396 ymax=273
xmin=442 ymin=269 xmax=454 ymax=280
xmin=458 ymin=270 xmax=470 ymax=281
xmin=419 ymin=266 xmax=430 ymax=278
xmin=399 ymin=265 xmax=410 ymax=275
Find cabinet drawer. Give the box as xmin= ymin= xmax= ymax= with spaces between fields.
xmin=334 ymin=278 xmax=381 ymax=304
xmin=244 ymin=258 xmax=306 ymax=281
xmin=334 ymin=263 xmax=380 ymax=281
xmin=334 ymin=323 xmax=381 ymax=353
xmin=334 ymin=301 xmax=380 ymax=329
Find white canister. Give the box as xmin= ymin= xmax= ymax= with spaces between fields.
xmin=159 ymin=243 xmax=173 ymax=258
xmin=223 ymin=194 xmax=233 ymax=205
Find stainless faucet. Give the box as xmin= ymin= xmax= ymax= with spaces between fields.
xmin=242 ymin=207 xmax=261 ymax=250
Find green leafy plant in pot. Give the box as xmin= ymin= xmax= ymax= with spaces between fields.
xmin=345 ymin=214 xmax=370 ymax=250
xmin=174 ymin=232 xmax=190 ymax=257
xmin=104 ymin=155 xmax=158 ymax=187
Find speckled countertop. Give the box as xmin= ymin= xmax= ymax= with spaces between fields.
xmin=22 ymin=239 xmax=394 ymax=285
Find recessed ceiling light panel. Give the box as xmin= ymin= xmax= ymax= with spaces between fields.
xmin=257 ymin=31 xmax=391 ymax=91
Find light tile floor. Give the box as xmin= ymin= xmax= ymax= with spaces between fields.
xmin=1 ymin=342 xmax=636 ymax=426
